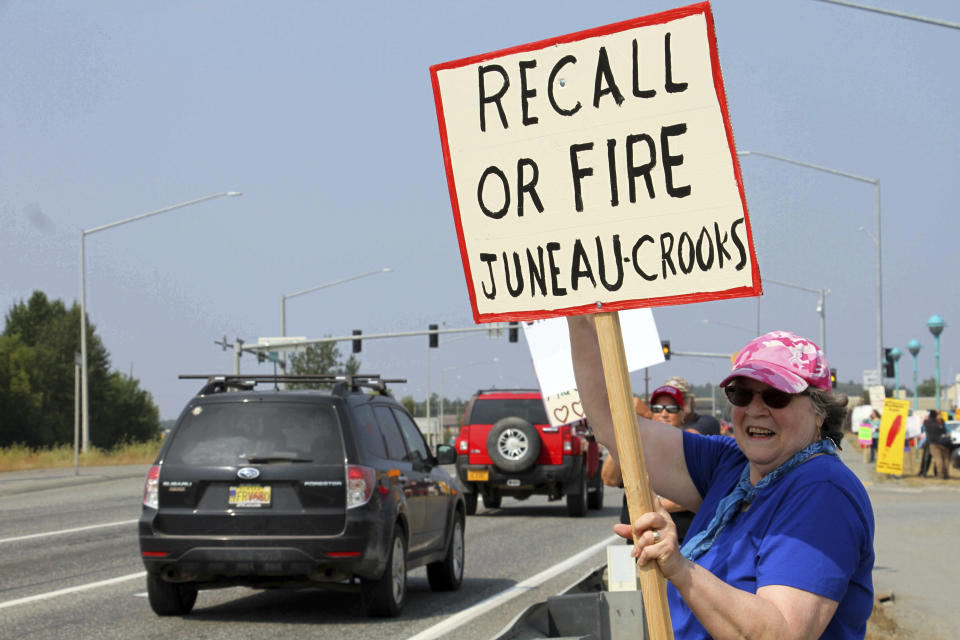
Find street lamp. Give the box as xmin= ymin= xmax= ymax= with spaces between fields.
xmin=79 ymin=191 xmax=241 ymax=453
xmin=280 ymin=267 xmax=393 ymax=337
xmin=908 ymin=339 xmax=921 ymax=411
xmin=888 ymin=347 xmax=901 ymax=397
xmin=927 ymin=315 xmax=946 ymax=411
xmin=765 ymin=278 xmax=829 ymax=353
xmin=738 ymin=150 xmax=883 ymax=377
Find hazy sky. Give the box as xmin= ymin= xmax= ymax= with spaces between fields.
xmin=2 ymin=0 xmax=958 ymax=421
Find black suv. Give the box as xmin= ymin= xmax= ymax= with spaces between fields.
xmin=139 ymin=374 xmax=465 ymax=618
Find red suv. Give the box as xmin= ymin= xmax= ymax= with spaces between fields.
xmin=453 ymin=389 xmax=603 ymax=517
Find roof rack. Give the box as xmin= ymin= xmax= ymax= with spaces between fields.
xmin=475 ymin=388 xmax=541 ymax=396
xmin=179 ymin=374 xmax=407 ymax=397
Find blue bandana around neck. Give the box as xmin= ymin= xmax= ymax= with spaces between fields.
xmin=680 ymin=438 xmax=838 ymax=562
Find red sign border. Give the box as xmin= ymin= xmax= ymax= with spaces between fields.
xmin=430 ymin=1 xmax=761 ymax=324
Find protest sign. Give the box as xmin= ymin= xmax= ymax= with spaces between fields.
xmin=431 ymin=2 xmax=759 ymax=324
xmin=432 ymin=5 xmax=746 ymax=635
xmin=523 ymin=308 xmax=663 ymax=426
xmin=876 ymin=398 xmax=910 ymax=475
xmin=868 ymin=385 xmax=886 ymax=411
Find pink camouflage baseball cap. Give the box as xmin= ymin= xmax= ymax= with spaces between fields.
xmin=719 ymin=330 xmax=832 ymax=394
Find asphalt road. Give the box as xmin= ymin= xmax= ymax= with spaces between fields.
xmin=0 ymin=464 xmax=620 ymax=640
xmin=1 ymin=448 xmax=957 ymax=640
xmin=839 ymin=444 xmax=960 ymax=640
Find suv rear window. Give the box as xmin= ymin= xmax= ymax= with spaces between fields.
xmin=164 ymin=402 xmax=343 ymax=465
xmin=467 ymin=398 xmax=548 ymax=425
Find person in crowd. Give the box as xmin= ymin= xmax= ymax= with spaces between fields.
xmin=917 ymin=414 xmax=932 ymax=477
xmin=647 ymin=383 xmax=699 ymax=543
xmin=868 ymin=409 xmax=881 ymax=463
xmin=921 ymin=409 xmax=950 ymax=479
xmin=664 ymin=376 xmax=722 ymax=436
xmin=602 ymin=388 xmax=698 ymax=544
xmin=601 ymin=396 xmax=652 ymax=544
xmin=569 ymin=322 xmax=875 ymax=639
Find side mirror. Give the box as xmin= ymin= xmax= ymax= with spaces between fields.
xmin=435 ymin=443 xmax=457 ymax=465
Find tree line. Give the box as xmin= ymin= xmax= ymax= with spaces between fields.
xmin=0 ymin=291 xmax=159 ymax=449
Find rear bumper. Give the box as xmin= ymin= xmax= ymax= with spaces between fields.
xmin=456 ymin=455 xmax=584 ymax=494
xmin=138 ymin=507 xmax=388 ymax=583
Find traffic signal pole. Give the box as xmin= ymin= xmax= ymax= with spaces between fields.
xmin=237 ymin=324 xmax=510 ymax=357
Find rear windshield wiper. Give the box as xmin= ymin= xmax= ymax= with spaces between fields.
xmin=245 ymin=455 xmax=313 ymax=463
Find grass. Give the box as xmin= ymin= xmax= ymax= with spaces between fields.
xmin=0 ymin=439 xmax=162 ymax=472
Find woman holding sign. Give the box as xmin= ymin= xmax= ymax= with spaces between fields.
xmin=569 ymin=320 xmax=874 ymax=639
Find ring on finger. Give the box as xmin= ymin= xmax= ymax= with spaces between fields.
xmin=651 ymin=529 xmax=661 ymax=543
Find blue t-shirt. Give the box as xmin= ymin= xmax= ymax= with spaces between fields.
xmin=669 ymin=432 xmax=875 ymax=639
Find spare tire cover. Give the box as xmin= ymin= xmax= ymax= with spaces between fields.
xmin=486 ymin=417 xmax=541 ymax=472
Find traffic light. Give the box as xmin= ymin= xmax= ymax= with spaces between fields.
xmin=429 ymin=324 xmax=439 ymax=348
xmin=352 ymin=329 xmax=362 ymax=354
xmin=661 ymin=340 xmax=671 ymax=360
xmin=883 ymin=348 xmax=894 ymax=378
xmin=830 ymin=368 xmax=837 ymax=389
xmin=508 ymin=322 xmax=519 ymax=343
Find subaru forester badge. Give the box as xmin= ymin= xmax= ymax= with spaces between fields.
xmin=237 ymin=467 xmax=260 ymax=480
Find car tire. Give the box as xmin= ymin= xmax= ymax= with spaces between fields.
xmin=464 ymin=490 xmax=478 ymax=515
xmin=146 ymin=573 xmax=197 ymax=616
xmin=487 ymin=418 xmax=541 ymax=473
xmin=951 ymin=447 xmax=960 ymax=471
xmin=362 ymin=527 xmax=407 ymax=617
xmin=587 ymin=468 xmax=604 ymax=510
xmin=566 ymin=466 xmax=588 ymax=517
xmin=482 ymin=492 xmax=502 ymax=509
xmin=427 ymin=512 xmax=465 ymax=591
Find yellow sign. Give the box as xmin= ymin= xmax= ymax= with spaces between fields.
xmin=876 ymin=398 xmax=910 ymax=475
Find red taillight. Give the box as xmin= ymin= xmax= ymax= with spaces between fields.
xmin=141 ymin=551 xmax=168 ymax=558
xmin=143 ymin=465 xmax=160 ymax=509
xmin=346 ymin=465 xmax=376 ymax=508
xmin=327 ymin=551 xmax=362 ymax=558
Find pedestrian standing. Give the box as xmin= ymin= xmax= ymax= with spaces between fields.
xmin=922 ymin=410 xmax=951 ymax=479
xmin=868 ymin=409 xmax=881 ymax=463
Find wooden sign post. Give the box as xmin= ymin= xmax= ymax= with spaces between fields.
xmin=432 ymin=4 xmax=760 ymax=637
xmin=595 ymin=310 xmax=673 ymax=639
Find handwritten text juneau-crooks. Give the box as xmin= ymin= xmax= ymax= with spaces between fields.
xmin=431 ymin=4 xmax=759 ymax=322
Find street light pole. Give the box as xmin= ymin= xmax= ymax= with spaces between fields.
xmin=765 ymin=278 xmax=829 ymax=353
xmin=908 ymin=340 xmax=921 ymax=411
xmin=738 ymin=150 xmax=883 ymax=376
xmin=280 ymin=267 xmax=393 ymax=337
xmin=927 ymin=315 xmax=946 ymax=411
xmin=79 ymin=191 xmax=241 ymax=452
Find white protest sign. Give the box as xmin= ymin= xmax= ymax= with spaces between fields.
xmin=431 ymin=2 xmax=759 ymax=323
xmin=523 ymin=308 xmax=663 ymax=426
xmin=868 ymin=385 xmax=886 ymax=411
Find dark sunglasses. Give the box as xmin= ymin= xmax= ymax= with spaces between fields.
xmin=650 ymin=404 xmax=682 ymax=414
xmin=724 ymin=385 xmax=804 ymax=409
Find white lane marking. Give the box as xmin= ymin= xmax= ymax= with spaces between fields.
xmin=0 ymin=572 xmax=145 ymax=610
xmin=405 ymin=534 xmax=619 ymax=640
xmin=0 ymin=519 xmax=138 ymax=544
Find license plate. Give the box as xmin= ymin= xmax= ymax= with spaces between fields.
xmin=467 ymin=470 xmax=489 ymax=482
xmin=229 ymin=484 xmax=272 ymax=508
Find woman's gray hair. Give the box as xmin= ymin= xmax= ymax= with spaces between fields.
xmin=807 ymin=387 xmax=847 ymax=449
